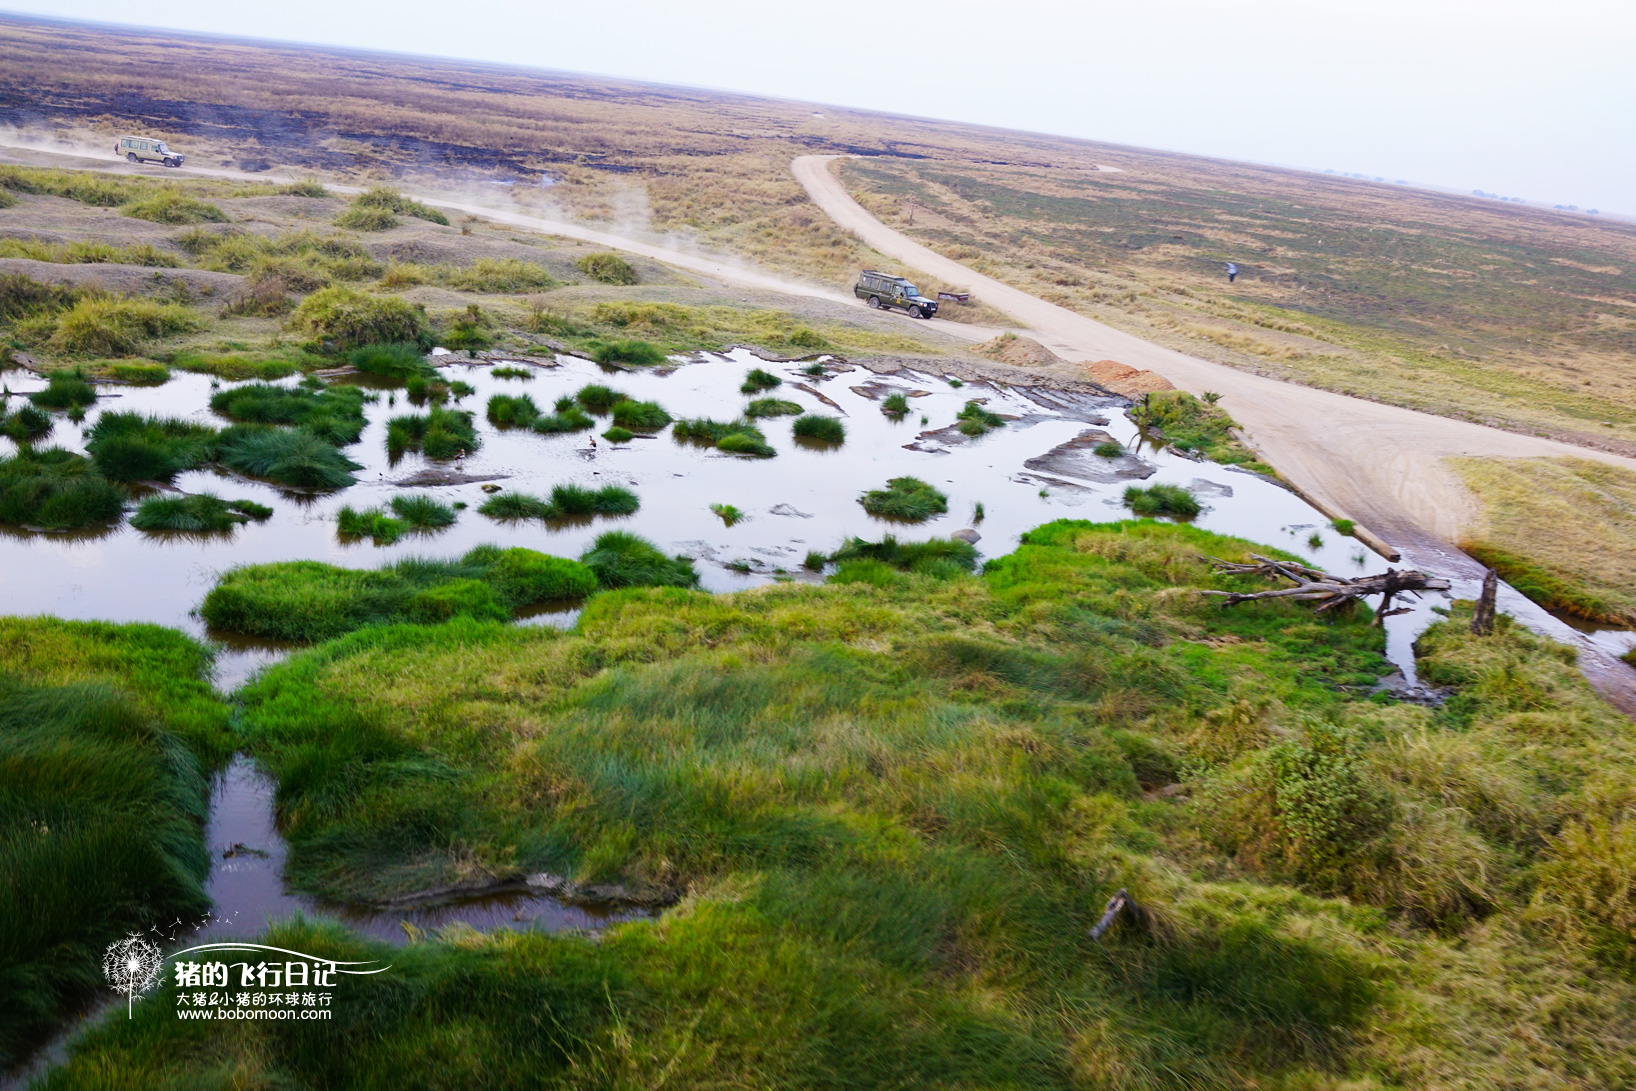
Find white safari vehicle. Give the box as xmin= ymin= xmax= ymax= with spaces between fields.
xmin=114 ymin=136 xmax=184 ymax=167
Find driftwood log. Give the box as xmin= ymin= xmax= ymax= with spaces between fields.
xmin=1200 ymin=554 xmax=1450 ymax=625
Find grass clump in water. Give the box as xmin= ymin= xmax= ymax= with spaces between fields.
xmin=859 ymin=476 xmax=949 ymax=521
xmin=209 ymin=382 xmax=367 ymax=445
xmin=590 ymin=339 xmax=665 ymax=366
xmin=1130 ymin=390 xmax=1274 ymax=474
xmin=881 ymin=392 xmax=910 ymax=417
xmin=673 ymin=417 xmax=776 ymax=457
xmin=490 ymin=365 xmax=532 ymax=380
xmin=609 ymin=399 xmax=671 ymax=431
xmin=214 ymin=426 xmax=362 ymax=490
xmin=580 ymin=529 xmax=700 ymax=588
xmin=336 ymin=505 xmax=407 ymax=545
xmin=0 ymin=447 xmax=123 ymax=529
xmin=574 ymin=384 xmax=628 ymax=412
xmin=130 ymin=493 xmax=267 ymax=534
xmin=479 ymin=485 xmax=639 ymax=522
xmin=716 ymin=431 xmax=776 ymax=457
xmin=485 ymin=393 xmax=539 ymax=428
xmin=0 ymin=405 xmax=52 ymax=443
xmin=101 ymin=361 xmax=170 ymax=385
xmin=710 ymin=502 xmax=744 ymax=526
xmin=1124 ymin=483 xmax=1202 ymax=518
xmin=741 ymin=367 xmax=782 ymax=393
xmin=744 ymin=397 xmax=801 ymax=418
xmin=956 ymin=400 xmax=1005 ymax=437
xmin=576 ymin=251 xmax=638 ymax=284
xmin=831 ymin=533 xmax=978 ymax=577
xmin=348 ymin=342 xmax=428 ymax=380
xmin=531 ymin=406 xmax=596 ymax=434
xmin=389 ymin=494 xmax=457 ymax=529
xmin=85 ymin=413 xmax=218 ymax=482
xmin=602 ymin=425 xmax=633 ymax=442
xmin=27 ymin=369 xmax=97 ymax=410
xmin=792 ymin=414 xmax=845 ymax=443
xmin=1094 ymin=440 xmax=1125 ymax=458
xmin=386 ymin=407 xmax=480 ymax=460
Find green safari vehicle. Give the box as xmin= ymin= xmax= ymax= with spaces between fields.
xmin=114 ymin=135 xmax=184 ymax=167
xmin=854 ymin=270 xmax=938 ymax=319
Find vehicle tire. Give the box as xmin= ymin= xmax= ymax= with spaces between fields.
xmin=910 ymin=306 xmax=925 ymax=319
xmin=867 ymin=296 xmax=880 ymax=309
xmin=164 ymin=158 xmax=177 ymax=168
xmin=126 ymin=152 xmax=138 ymax=163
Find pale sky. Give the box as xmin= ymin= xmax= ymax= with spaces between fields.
xmin=10 ymin=0 xmax=1636 ymax=214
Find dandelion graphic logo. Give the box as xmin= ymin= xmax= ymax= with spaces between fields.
xmin=103 ymin=935 xmax=163 ymax=1017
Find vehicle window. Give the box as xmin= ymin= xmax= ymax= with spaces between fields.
xmin=139 ymin=142 xmax=148 ymax=151
xmin=902 ymin=285 xmax=918 ymax=296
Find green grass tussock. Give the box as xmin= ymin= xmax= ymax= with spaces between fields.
xmin=1124 ymin=483 xmax=1202 ymax=518
xmin=740 ymin=367 xmax=782 ymax=393
xmin=171 ymin=351 xmax=307 ymax=381
xmin=85 ymin=412 xmax=217 ymax=482
xmin=490 ymin=365 xmax=532 ymax=380
xmin=0 ymin=618 xmax=227 ymax=1067
xmin=447 ymin=258 xmax=554 ymax=293
xmin=531 ymin=405 xmax=596 ymax=433
xmin=100 ymin=361 xmax=170 ymax=385
xmin=386 ymin=407 xmax=480 ymax=460
xmin=336 ymin=505 xmax=407 ymax=545
xmin=710 ymin=502 xmax=744 ymax=526
xmin=214 ymin=426 xmax=361 ymax=490
xmin=576 ymin=251 xmax=638 ymax=284
xmin=292 ymin=287 xmax=426 ymax=350
xmin=129 ymin=493 xmax=266 ymax=534
xmin=388 ymin=494 xmax=457 ymax=529
xmin=580 ymin=529 xmax=700 ymax=589
xmin=677 ymin=417 xmax=777 ymax=457
xmin=26 ymin=369 xmax=97 ymax=410
xmin=609 ymin=399 xmax=671 ymax=431
xmin=336 ymin=187 xmax=449 ymax=230
xmin=0 ymin=238 xmax=180 ymax=267
xmin=955 ymin=399 xmax=1005 ymax=437
xmin=122 ymin=188 xmax=228 ymax=225
xmin=209 ymin=382 xmax=367 ymax=445
xmin=881 ymin=392 xmax=910 ymax=417
xmin=34 ymin=297 xmax=202 ymax=358
xmin=831 ymin=533 xmax=978 ymax=578
xmin=602 ymin=425 xmax=633 ymax=442
xmin=201 ymin=546 xmax=596 ymax=642
xmin=479 ymin=484 xmax=639 ymax=522
xmin=859 ymin=476 xmax=949 ymax=522
xmin=486 ymin=392 xmax=539 ymax=427
xmin=590 ymin=339 xmax=665 ymax=366
xmin=1130 ymin=391 xmax=1274 ymax=475
xmin=0 ymin=447 xmax=123 ymax=530
xmin=574 ymin=383 xmax=628 ymax=412
xmin=0 ymin=405 xmax=52 ymax=444
xmin=744 ymin=397 xmax=802 ymax=418
xmin=792 ymin=413 xmax=845 ymax=443
xmin=347 ymin=341 xmax=427 ymax=379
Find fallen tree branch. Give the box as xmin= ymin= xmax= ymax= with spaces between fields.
xmin=1200 ymin=554 xmax=1449 ymax=625
xmin=1088 ymin=888 xmax=1134 ymax=941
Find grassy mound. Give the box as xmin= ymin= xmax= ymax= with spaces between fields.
xmin=1124 ymin=483 xmax=1202 ymax=518
xmin=41 ymin=298 xmax=202 ymax=357
xmin=344 ymin=186 xmax=450 ymax=227
xmin=1130 ymin=391 xmax=1274 ymax=475
xmin=0 ymin=618 xmax=228 ymax=1068
xmin=348 ymin=342 xmax=428 ymax=379
xmin=215 ymin=426 xmax=361 ymax=489
xmin=209 ymin=382 xmax=367 ymax=445
xmin=0 ymin=447 xmax=122 ymax=530
xmin=479 ymin=484 xmax=639 ymax=522
xmin=100 ymin=361 xmax=170 ymax=385
xmin=26 ymin=370 xmax=97 ymax=410
xmin=744 ymin=397 xmax=802 ymax=418
xmin=576 ymin=251 xmax=638 ymax=284
xmin=448 ymin=258 xmax=554 ymax=293
xmin=172 ymin=352 xmax=306 ymax=381
xmin=831 ymin=533 xmax=977 ymax=578
xmin=590 ymin=339 xmax=665 ymax=366
xmin=486 ymin=393 xmax=540 ymax=428
xmin=85 ymin=413 xmax=218 ymax=482
xmin=609 ymin=399 xmax=671 ymax=431
xmin=792 ymin=414 xmax=845 ymax=443
xmin=675 ymin=417 xmax=777 ymax=457
xmin=740 ymin=367 xmax=782 ymax=393
xmin=129 ymin=493 xmax=268 ymax=533
xmin=602 ymin=425 xmax=633 ymax=442
xmin=0 ymin=405 xmax=51 ymax=443
xmin=201 ymin=547 xmax=597 ymax=642
xmin=859 ymin=476 xmax=949 ymax=521
xmin=573 ymin=383 xmax=628 ymax=412
xmin=122 ymin=189 xmax=226 ymax=225
xmin=292 ymin=287 xmax=426 ymax=350
xmin=386 ymin=407 xmax=480 ymax=460
xmin=955 ymin=399 xmax=1005 ymax=437
xmin=580 ymin=530 xmax=700 ymax=589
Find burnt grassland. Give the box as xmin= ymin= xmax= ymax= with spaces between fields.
xmin=27 ymin=520 xmax=1636 ymax=1089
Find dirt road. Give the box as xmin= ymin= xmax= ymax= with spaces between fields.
xmin=792 ymin=154 xmax=1636 ymax=553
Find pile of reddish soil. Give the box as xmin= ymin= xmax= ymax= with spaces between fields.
xmin=1083 ymin=359 xmax=1174 ymax=396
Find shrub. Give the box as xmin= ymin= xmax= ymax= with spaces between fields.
xmin=741 ymin=368 xmax=782 ymax=393
xmin=389 ymin=494 xmax=457 ymax=529
xmin=486 ymin=393 xmax=539 ymax=428
xmin=386 ymin=407 xmax=480 ymax=460
xmin=448 ymin=259 xmax=554 ymax=293
xmin=531 ymin=407 xmax=596 ymax=433
xmin=27 ymin=370 xmax=98 ymax=410
xmin=208 ymin=383 xmax=367 ymax=445
xmin=591 ymin=339 xmax=665 ymax=366
xmin=576 ymin=252 xmax=638 ymax=285
xmin=292 ymin=287 xmax=426 ymax=350
xmin=830 ymin=534 xmax=978 ymax=576
xmin=122 ymin=189 xmax=227 ymax=225
xmin=43 ymin=298 xmax=202 ymax=357
xmin=1124 ymin=483 xmax=1202 ymax=518
xmin=859 ymin=476 xmax=949 ymax=521
xmin=214 ymin=426 xmax=362 ymax=489
xmin=792 ymin=414 xmax=845 ymax=443
xmin=580 ymin=530 xmax=699 ymax=588
xmin=130 ymin=493 xmax=261 ymax=533
xmin=574 ymin=384 xmax=628 ymax=412
xmin=0 ymin=447 xmax=123 ymax=529
xmin=336 ymin=505 xmax=406 ymax=545
xmin=348 ymin=341 xmax=428 ymax=379
xmin=602 ymin=426 xmax=633 ymax=442
xmin=956 ymin=400 xmax=1005 ymax=437
xmin=881 ymin=393 xmax=910 ymax=417
xmin=745 ymin=398 xmax=802 ymax=418
xmin=0 ymin=406 xmax=52 ymax=444
xmin=85 ymin=412 xmax=217 ymax=481
xmin=609 ymin=399 xmax=671 ymax=431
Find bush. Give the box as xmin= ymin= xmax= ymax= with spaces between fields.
xmin=486 ymin=393 xmax=540 ymax=428
xmin=209 ymin=383 xmax=367 ymax=445
xmin=386 ymin=407 xmax=480 ymax=460
xmin=956 ymin=400 xmax=1005 ymax=437
xmin=1124 ymin=483 xmax=1202 ymax=518
xmin=348 ymin=342 xmax=428 ymax=379
xmin=85 ymin=412 xmax=217 ymax=482
xmin=336 ymin=505 xmax=406 ymax=545
xmin=0 ymin=447 xmax=123 ymax=529
xmin=122 ymin=189 xmax=227 ymax=225
xmin=830 ymin=534 xmax=978 ymax=577
xmin=741 ymin=367 xmax=782 ymax=393
xmin=580 ymin=530 xmax=699 ymax=589
xmin=130 ymin=493 xmax=262 ymax=534
xmin=389 ymin=494 xmax=457 ymax=529
xmin=792 ymin=414 xmax=845 ymax=443
xmin=574 ymin=384 xmax=628 ymax=412
xmin=609 ymin=399 xmax=671 ymax=431
xmin=591 ymin=339 xmax=665 ymax=366
xmin=0 ymin=406 xmax=52 ymax=444
xmin=214 ymin=426 xmax=361 ymax=489
xmin=745 ymin=398 xmax=802 ymax=418
xmin=576 ymin=252 xmax=638 ymax=285
xmin=42 ymin=298 xmax=202 ymax=357
xmin=881 ymin=393 xmax=910 ymax=417
xmin=292 ymin=287 xmax=426 ymax=350
xmin=859 ymin=476 xmax=949 ymax=521
xmin=26 ymin=370 xmax=97 ymax=410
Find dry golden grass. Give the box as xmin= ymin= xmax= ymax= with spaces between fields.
xmin=1452 ymin=456 xmax=1636 ymax=623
